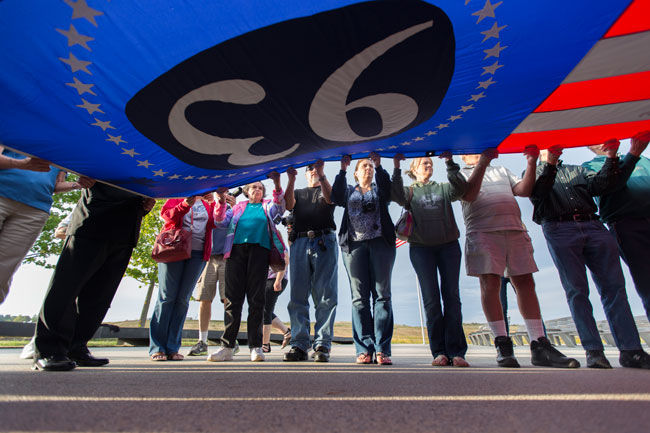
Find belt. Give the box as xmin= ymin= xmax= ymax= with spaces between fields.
xmin=547 ymin=213 xmax=599 ymax=222
xmin=296 ymin=229 xmax=333 ymax=239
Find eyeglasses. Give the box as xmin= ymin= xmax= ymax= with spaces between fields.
xmin=306 ymin=165 xmax=316 ymax=171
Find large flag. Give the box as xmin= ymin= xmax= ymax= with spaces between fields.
xmin=1 ymin=0 xmax=647 ymax=197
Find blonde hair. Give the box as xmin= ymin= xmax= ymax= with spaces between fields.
xmin=353 ymin=158 xmax=373 ymax=183
xmin=242 ymin=181 xmax=266 ymax=199
xmin=406 ymin=157 xmax=432 ymax=180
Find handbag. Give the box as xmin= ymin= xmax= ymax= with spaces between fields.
xmin=395 ymin=186 xmax=415 ymax=241
xmin=265 ymin=207 xmax=286 ymax=272
xmin=151 ymin=208 xmax=193 ymax=263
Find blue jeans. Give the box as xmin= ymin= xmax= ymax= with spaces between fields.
xmin=409 ymin=241 xmax=467 ymax=358
xmin=149 ymin=250 xmax=206 ymax=355
xmin=542 ymin=220 xmax=641 ymax=351
xmin=288 ymin=233 xmax=338 ymax=351
xmin=609 ymin=217 xmax=650 ymax=322
xmin=342 ymin=237 xmax=395 ymax=356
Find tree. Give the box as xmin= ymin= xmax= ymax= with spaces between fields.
xmin=24 ymin=183 xmax=163 ymax=327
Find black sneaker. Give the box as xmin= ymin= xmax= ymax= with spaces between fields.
xmin=283 ymin=347 xmax=308 ymax=362
xmin=494 ymin=336 xmax=520 ymax=368
xmin=619 ymin=349 xmax=650 ymax=369
xmin=586 ymin=350 xmax=612 ymax=369
xmin=313 ymin=346 xmax=330 ymax=363
xmin=530 ymin=337 xmax=580 ymax=368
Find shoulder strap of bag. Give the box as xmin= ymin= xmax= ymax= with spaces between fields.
xmin=406 ymin=186 xmax=414 ymax=210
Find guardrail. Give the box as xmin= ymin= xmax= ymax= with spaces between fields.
xmin=468 ymin=327 xmax=650 ymax=347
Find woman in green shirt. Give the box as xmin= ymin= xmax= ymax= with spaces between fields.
xmin=392 ymin=153 xmax=469 ymax=367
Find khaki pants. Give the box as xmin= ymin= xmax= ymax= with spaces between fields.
xmin=0 ymin=197 xmax=49 ymax=304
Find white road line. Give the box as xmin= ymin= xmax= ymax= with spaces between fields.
xmin=1 ymin=394 xmax=649 ymax=402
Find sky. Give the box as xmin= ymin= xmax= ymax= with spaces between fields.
xmin=1 ymin=140 xmax=648 ymax=330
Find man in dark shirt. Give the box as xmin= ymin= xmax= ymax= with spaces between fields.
xmin=282 ymin=160 xmax=338 ymax=362
xmin=583 ymin=131 xmax=650 ymax=321
xmin=33 ymin=183 xmax=155 ymax=371
xmin=531 ymin=142 xmax=650 ymax=369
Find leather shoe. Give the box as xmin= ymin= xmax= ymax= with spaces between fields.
xmin=283 ymin=347 xmax=308 ymax=362
xmin=313 ymin=346 xmax=330 ymax=363
xmin=494 ymin=336 xmax=520 ymax=368
xmin=586 ymin=350 xmax=612 ymax=369
xmin=69 ymin=349 xmax=109 ymax=367
xmin=619 ymin=349 xmax=650 ymax=369
xmin=531 ymin=337 xmax=580 ymax=368
xmin=33 ymin=355 xmax=76 ymax=371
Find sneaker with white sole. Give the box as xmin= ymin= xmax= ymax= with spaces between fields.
xmin=187 ymin=340 xmax=208 ymax=356
xmin=250 ymin=347 xmax=265 ymax=362
xmin=20 ymin=337 xmax=36 ymax=360
xmin=207 ymin=347 xmax=233 ymax=362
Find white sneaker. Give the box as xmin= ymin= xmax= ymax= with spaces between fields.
xmin=250 ymin=347 xmax=265 ymax=362
xmin=20 ymin=336 xmax=36 ymax=360
xmin=207 ymin=347 xmax=233 ymax=362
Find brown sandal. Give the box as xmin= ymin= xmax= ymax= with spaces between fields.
xmin=167 ymin=353 xmax=184 ymax=361
xmin=150 ymin=352 xmax=167 ymax=361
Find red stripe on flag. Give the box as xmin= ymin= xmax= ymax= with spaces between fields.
xmin=498 ymin=119 xmax=650 ymax=153
xmin=604 ymin=0 xmax=650 ymax=38
xmin=395 ymin=239 xmax=407 ymax=248
xmin=534 ymin=71 xmax=650 ymax=113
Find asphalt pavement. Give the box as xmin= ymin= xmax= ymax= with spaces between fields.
xmin=1 ymin=344 xmax=649 ymax=433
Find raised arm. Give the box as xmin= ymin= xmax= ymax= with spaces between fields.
xmin=314 ymin=160 xmax=333 ymax=204
xmin=0 ymin=145 xmax=51 ymax=172
xmin=462 ymin=148 xmax=498 ymax=202
xmin=391 ymin=154 xmax=407 ymax=206
xmin=531 ymin=145 xmax=561 ymax=201
xmin=512 ymin=145 xmax=540 ymax=197
xmin=331 ymin=155 xmax=351 ymax=207
xmin=442 ymin=153 xmax=467 ymax=201
xmin=369 ymin=152 xmax=392 ymax=203
xmin=284 ymin=167 xmax=297 ymax=210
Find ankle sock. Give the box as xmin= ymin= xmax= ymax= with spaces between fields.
xmin=487 ymin=320 xmax=507 ymax=338
xmin=524 ymin=319 xmax=545 ymax=341
xmin=199 ymin=331 xmax=208 ymax=343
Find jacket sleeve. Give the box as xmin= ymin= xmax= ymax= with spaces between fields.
xmin=214 ymin=202 xmax=234 ymax=228
xmin=269 ymin=188 xmax=286 ymax=219
xmin=585 ymin=156 xmax=620 ymax=196
xmin=160 ymin=199 xmax=190 ymax=227
xmin=375 ymin=165 xmax=392 ymax=203
xmin=531 ymin=163 xmax=558 ymax=203
xmin=391 ymin=168 xmax=408 ymax=206
xmin=597 ymin=153 xmax=639 ymax=194
xmin=331 ymin=170 xmax=349 ymax=207
xmin=445 ymin=159 xmax=467 ymax=201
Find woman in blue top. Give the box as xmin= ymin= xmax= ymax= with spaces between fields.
xmin=331 ymin=152 xmax=396 ymax=365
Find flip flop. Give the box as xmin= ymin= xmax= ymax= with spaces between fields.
xmin=150 ymin=352 xmax=167 ymax=361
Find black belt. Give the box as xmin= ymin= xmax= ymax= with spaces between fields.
xmin=296 ymin=229 xmax=333 ymax=239
xmin=547 ymin=213 xmax=599 ymax=222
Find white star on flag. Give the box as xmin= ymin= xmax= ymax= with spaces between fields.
xmin=106 ymin=134 xmax=126 ymax=145
xmin=212 ymin=174 xmax=223 ymax=178
xmin=137 ymin=160 xmax=153 ymax=168
xmin=66 ymin=77 xmax=96 ymax=96
xmin=121 ymin=148 xmax=140 ymax=157
xmin=227 ymin=173 xmax=237 ymax=177
xmin=91 ymin=119 xmax=114 ymax=131
xmin=183 ymin=175 xmax=195 ymax=180
xmin=56 ymin=25 xmax=94 ymax=51
xmin=59 ymin=53 xmax=92 ymax=74
xmin=401 ymin=141 xmax=412 ymax=145
xmin=413 ymin=137 xmax=424 ymax=142
xmin=482 ymin=61 xmax=504 ymax=75
xmin=480 ymin=22 xmax=507 ymax=43
xmin=459 ymin=104 xmax=475 ymax=112
xmin=64 ymin=0 xmax=103 ymax=27
xmin=477 ymin=77 xmax=496 ymax=89
xmin=484 ymin=41 xmax=507 ymax=59
xmin=449 ymin=114 xmax=462 ymax=122
xmin=425 ymin=131 xmax=437 ymax=136
xmin=388 ymin=146 xmax=398 ymax=149
xmin=437 ymin=123 xmax=449 ymax=129
xmin=76 ymin=98 xmax=103 ymax=115
xmin=168 ymin=174 xmax=181 ymax=180
xmin=468 ymin=93 xmax=486 ymax=102
xmin=152 ymin=169 xmax=167 ymax=177
xmin=197 ymin=176 xmax=209 ymax=180
xmin=472 ymin=0 xmax=502 ymax=24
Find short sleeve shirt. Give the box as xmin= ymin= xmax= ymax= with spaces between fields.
xmin=292 ymin=186 xmax=336 ymax=232
xmin=460 ymin=165 xmax=525 ymax=233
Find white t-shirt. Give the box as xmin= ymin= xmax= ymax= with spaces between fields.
xmin=183 ymin=201 xmax=209 ymax=251
xmin=460 ymin=165 xmax=526 ymax=233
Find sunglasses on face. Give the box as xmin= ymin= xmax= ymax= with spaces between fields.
xmin=306 ymin=165 xmax=316 ymax=171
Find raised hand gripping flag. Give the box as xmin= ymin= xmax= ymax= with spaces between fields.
xmin=0 ymin=0 xmax=647 ymax=197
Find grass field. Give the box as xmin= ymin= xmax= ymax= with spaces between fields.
xmin=0 ymin=320 xmax=490 ymax=347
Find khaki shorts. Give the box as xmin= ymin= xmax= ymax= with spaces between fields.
xmin=465 ymin=230 xmax=538 ymax=277
xmin=194 ymin=254 xmax=226 ymax=302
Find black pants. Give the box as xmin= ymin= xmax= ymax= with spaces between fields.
xmin=222 ymin=243 xmax=269 ymax=348
xmin=35 ymin=235 xmax=134 ymax=357
xmin=263 ymin=278 xmax=287 ymax=325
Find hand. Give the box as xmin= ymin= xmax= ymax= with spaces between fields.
xmin=438 ymin=151 xmax=452 ymax=161
xmin=18 ymin=157 xmax=51 ymax=172
xmin=602 ymin=138 xmax=620 ymax=159
xmin=341 ymin=155 xmax=351 ymax=171
xmin=286 ymin=167 xmax=297 ymax=181
xmin=76 ymin=176 xmax=95 ymax=189
xmin=369 ymin=151 xmax=381 ymax=167
xmin=225 ymin=194 xmax=236 ymax=207
xmin=267 ymin=171 xmax=281 ymax=189
xmin=314 ymin=160 xmax=325 ymax=177
xmin=216 ymin=187 xmax=229 ymax=202
xmin=273 ymin=280 xmax=283 ymax=292
xmin=523 ymin=145 xmax=540 ymax=165
xmin=143 ymin=198 xmax=156 ymax=212
xmin=478 ymin=148 xmax=498 ymax=167
xmin=393 ymin=153 xmax=405 ymax=168
xmin=185 ymin=196 xmax=197 ymax=206
xmin=630 ymin=131 xmax=650 ymax=157
xmin=546 ymin=145 xmax=563 ymax=165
